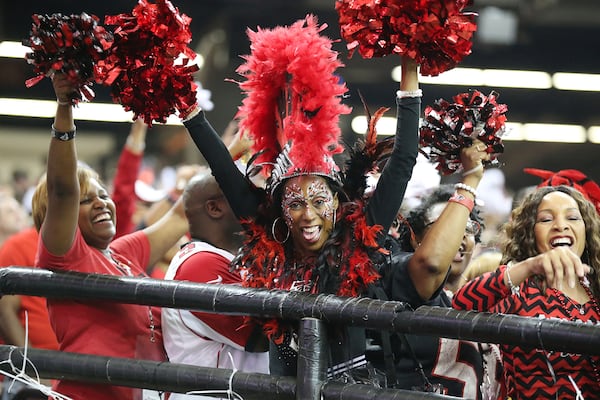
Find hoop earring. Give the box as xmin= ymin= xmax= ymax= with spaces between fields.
xmin=272 ymin=217 xmax=290 ymax=244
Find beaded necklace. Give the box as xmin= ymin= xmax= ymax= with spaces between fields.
xmin=551 ymin=276 xmax=600 ymax=317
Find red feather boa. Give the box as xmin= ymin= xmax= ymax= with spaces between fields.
xmin=235 ymin=15 xmax=351 ymax=182
xmin=237 ymin=200 xmax=382 ymax=342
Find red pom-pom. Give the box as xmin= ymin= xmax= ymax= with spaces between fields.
xmin=335 ymin=0 xmax=477 ymax=76
xmin=24 ymin=13 xmax=113 ymax=104
xmin=95 ymin=0 xmax=198 ymax=125
xmin=419 ymin=90 xmax=507 ymax=175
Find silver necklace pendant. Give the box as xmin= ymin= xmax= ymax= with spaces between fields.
xmin=580 ymin=306 xmax=585 ymax=315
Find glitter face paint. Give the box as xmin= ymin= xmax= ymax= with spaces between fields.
xmin=281 ymin=176 xmax=337 ymax=256
xmin=282 ymin=179 xmax=334 ymax=224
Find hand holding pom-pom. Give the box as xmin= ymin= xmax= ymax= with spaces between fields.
xmin=419 ymin=90 xmax=507 ymax=175
xmin=24 ymin=12 xmax=113 ymax=104
xmin=335 ymin=0 xmax=477 ymax=75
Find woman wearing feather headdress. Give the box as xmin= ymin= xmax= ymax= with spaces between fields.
xmin=181 ymin=15 xmax=421 ymax=378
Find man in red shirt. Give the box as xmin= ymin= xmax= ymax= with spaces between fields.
xmin=162 ymin=171 xmax=268 ymax=399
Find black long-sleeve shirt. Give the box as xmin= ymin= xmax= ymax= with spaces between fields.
xmin=183 ymin=94 xmax=420 ymax=240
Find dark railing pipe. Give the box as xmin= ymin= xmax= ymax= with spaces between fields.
xmin=1 ymin=267 xmax=600 ymax=355
xmin=0 ymin=346 xmax=459 ymax=399
xmin=296 ymin=318 xmax=326 ymax=400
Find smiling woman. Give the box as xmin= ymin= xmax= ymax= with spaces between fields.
xmin=181 ymin=15 xmax=421 ymax=380
xmin=28 ymin=72 xmax=190 ymax=400
xmin=453 ymin=185 xmax=600 ymax=399
xmin=279 ymin=175 xmax=339 ymax=257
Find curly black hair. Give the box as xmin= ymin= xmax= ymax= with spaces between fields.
xmin=396 ymin=183 xmax=485 ymax=252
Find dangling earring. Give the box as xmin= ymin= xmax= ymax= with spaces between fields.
xmin=332 ymin=210 xmax=337 ymax=227
xmin=272 ymin=217 xmax=290 ymax=244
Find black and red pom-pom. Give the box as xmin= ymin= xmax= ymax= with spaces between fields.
xmin=24 ymin=12 xmax=113 ymax=104
xmin=95 ymin=0 xmax=198 ymax=125
xmin=419 ymin=90 xmax=507 ymax=175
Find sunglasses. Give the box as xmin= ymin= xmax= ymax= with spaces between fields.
xmin=424 ymin=218 xmax=481 ymax=236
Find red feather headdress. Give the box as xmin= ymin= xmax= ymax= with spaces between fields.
xmin=233 ymin=16 xmax=383 ymax=343
xmin=235 ymin=15 xmax=351 ymax=194
xmin=524 ymin=168 xmax=600 ymax=215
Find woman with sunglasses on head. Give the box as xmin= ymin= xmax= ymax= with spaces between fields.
xmin=366 ymin=139 xmax=502 ymax=399
xmin=452 ymin=184 xmax=600 ymax=399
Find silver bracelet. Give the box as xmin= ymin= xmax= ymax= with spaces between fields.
xmin=181 ymin=106 xmax=202 ymax=122
xmin=505 ymin=263 xmax=520 ymax=296
xmin=396 ymin=89 xmax=423 ymax=99
xmin=462 ymin=164 xmax=483 ymax=177
xmin=454 ymin=182 xmax=477 ymax=198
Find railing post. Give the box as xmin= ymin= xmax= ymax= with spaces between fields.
xmin=296 ymin=317 xmax=327 ymax=400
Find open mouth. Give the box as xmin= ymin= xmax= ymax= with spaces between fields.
xmin=551 ymin=237 xmax=573 ymax=248
xmin=92 ymin=212 xmax=112 ymax=224
xmin=453 ymin=242 xmax=467 ymax=263
xmin=301 ymin=226 xmax=321 ymax=243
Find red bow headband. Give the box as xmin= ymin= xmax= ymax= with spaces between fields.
xmin=524 ymin=168 xmax=600 ymax=215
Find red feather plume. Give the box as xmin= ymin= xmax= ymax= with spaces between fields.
xmin=235 ymin=15 xmax=351 ymax=187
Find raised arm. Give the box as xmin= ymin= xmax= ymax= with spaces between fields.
xmin=40 ymin=73 xmax=79 ymax=255
xmin=140 ymin=194 xmax=189 ymax=268
xmin=366 ymin=57 xmax=420 ymax=236
xmin=408 ymin=141 xmax=488 ymax=300
xmin=182 ymin=109 xmax=261 ymax=219
xmin=112 ymin=119 xmax=147 ymax=238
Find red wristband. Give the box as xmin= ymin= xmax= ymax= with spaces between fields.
xmin=448 ymin=192 xmax=474 ymax=212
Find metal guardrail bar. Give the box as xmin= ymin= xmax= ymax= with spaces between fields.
xmin=0 ymin=346 xmax=459 ymax=399
xmin=1 ymin=267 xmax=600 ymax=355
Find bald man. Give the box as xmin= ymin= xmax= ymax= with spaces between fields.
xmin=161 ymin=171 xmax=269 ymax=399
